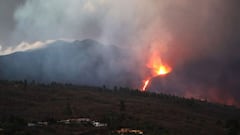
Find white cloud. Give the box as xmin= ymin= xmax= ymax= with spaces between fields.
xmin=0 ymin=40 xmax=54 ymax=56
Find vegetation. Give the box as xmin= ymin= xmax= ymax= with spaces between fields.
xmin=0 ymin=80 xmax=240 ymax=135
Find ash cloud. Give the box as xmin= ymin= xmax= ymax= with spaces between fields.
xmin=0 ymin=39 xmax=141 ymax=88
xmin=0 ymin=0 xmax=240 ymax=105
xmin=0 ymin=0 xmax=25 ymax=45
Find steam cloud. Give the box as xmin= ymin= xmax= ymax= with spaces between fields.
xmin=0 ymin=40 xmax=54 ymax=56
xmin=0 ymin=0 xmax=240 ymax=106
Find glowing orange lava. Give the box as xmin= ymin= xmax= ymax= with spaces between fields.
xmin=157 ymin=65 xmax=172 ymax=75
xmin=142 ymin=80 xmax=149 ymax=91
xmin=147 ymin=52 xmax=172 ymax=76
xmin=141 ymin=51 xmax=172 ymax=91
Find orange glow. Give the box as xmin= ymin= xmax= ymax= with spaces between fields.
xmin=142 ymin=79 xmax=150 ymax=91
xmin=141 ymin=50 xmax=172 ymax=91
xmin=157 ymin=65 xmax=172 ymax=75
xmin=147 ymin=51 xmax=172 ymax=76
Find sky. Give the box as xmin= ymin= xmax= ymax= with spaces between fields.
xmin=0 ymin=0 xmax=239 ymax=58
xmin=0 ymin=0 xmax=240 ymax=105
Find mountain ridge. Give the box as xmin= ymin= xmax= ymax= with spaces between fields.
xmin=0 ymin=39 xmax=138 ymax=87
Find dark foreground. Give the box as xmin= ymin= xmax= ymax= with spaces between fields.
xmin=0 ymin=81 xmax=239 ymax=135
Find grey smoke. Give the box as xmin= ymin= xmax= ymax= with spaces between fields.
xmin=0 ymin=0 xmax=25 ymax=45
xmin=0 ymin=39 xmax=141 ymax=88
xmin=0 ymin=0 xmax=240 ymax=105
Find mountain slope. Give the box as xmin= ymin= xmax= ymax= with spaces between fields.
xmin=0 ymin=39 xmax=138 ymax=87
xmin=0 ymin=82 xmax=239 ymax=135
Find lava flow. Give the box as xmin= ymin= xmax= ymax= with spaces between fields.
xmin=142 ymin=80 xmax=150 ymax=91
xmin=141 ymin=52 xmax=172 ymax=91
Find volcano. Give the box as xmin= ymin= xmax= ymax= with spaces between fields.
xmin=146 ymin=73 xmax=179 ymax=94
xmin=1 ymin=39 xmax=240 ymax=106
xmin=0 ymin=39 xmax=139 ymax=87
xmin=145 ymin=65 xmax=240 ymax=106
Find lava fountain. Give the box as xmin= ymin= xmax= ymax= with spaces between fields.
xmin=141 ymin=51 xmax=172 ymax=91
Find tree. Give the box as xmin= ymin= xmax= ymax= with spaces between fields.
xmin=24 ymin=80 xmax=28 ymax=89
xmin=225 ymin=119 xmax=239 ymax=135
xmin=63 ymin=103 xmax=73 ymax=116
xmin=114 ymin=86 xmax=118 ymax=91
xmin=120 ymin=100 xmax=126 ymax=112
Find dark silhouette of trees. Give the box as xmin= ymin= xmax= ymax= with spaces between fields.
xmin=24 ymin=80 xmax=28 ymax=89
xmin=63 ymin=103 xmax=73 ymax=116
xmin=225 ymin=119 xmax=239 ymax=135
xmin=119 ymin=100 xmax=126 ymax=112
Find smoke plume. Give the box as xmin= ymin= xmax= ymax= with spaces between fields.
xmin=0 ymin=0 xmax=240 ymax=106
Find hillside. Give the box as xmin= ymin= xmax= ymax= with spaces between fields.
xmin=1 ymin=39 xmax=240 ymax=107
xmin=0 ymin=81 xmax=239 ymax=135
xmin=0 ymin=39 xmax=137 ymax=87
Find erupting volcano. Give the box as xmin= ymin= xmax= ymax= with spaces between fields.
xmin=141 ymin=51 xmax=172 ymax=91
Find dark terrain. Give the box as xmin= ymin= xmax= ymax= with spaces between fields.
xmin=0 ymin=81 xmax=239 ymax=135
